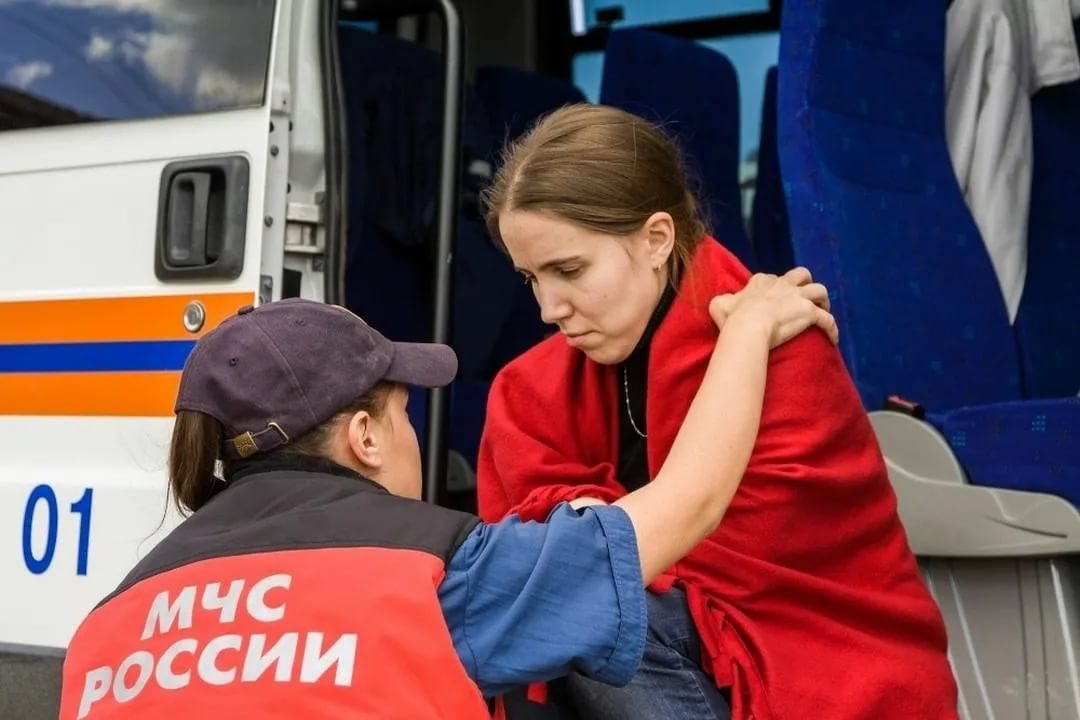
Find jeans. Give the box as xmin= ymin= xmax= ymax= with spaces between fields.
xmin=503 ymin=587 xmax=731 ymax=720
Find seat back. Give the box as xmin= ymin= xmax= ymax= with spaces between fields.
xmin=338 ymin=28 xmax=502 ymax=477
xmin=750 ymin=66 xmax=794 ymax=275
xmin=338 ymin=27 xmax=442 ymax=344
xmin=600 ymin=28 xmax=754 ymax=268
xmin=474 ymin=66 xmax=584 ymax=371
xmin=1015 ymin=32 xmax=1080 ymax=398
xmin=778 ymin=0 xmax=1022 ymax=410
xmin=454 ymin=84 xmax=521 ymax=382
xmin=475 ymin=65 xmax=586 ymax=151
xmin=456 ymin=67 xmax=593 ymax=470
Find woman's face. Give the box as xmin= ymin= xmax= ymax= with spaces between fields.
xmin=500 ymin=209 xmax=674 ymax=365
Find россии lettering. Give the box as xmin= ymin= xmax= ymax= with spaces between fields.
xmin=77 ymin=573 xmax=358 ymax=719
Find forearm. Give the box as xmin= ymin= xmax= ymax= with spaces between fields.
xmin=615 ymin=314 xmax=770 ymax=583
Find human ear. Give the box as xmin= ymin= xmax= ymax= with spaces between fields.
xmin=642 ymin=211 xmax=675 ymax=269
xmin=345 ymin=411 xmax=383 ymax=472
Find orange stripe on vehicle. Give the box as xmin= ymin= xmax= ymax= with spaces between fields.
xmin=0 ymin=371 xmax=181 ymax=416
xmin=0 ymin=293 xmax=253 ymax=344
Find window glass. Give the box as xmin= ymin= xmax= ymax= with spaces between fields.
xmin=571 ymin=0 xmax=769 ymax=35
xmin=0 ymin=0 xmax=276 ymax=131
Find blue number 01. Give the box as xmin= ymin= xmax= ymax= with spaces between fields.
xmin=22 ymin=485 xmax=93 ymax=576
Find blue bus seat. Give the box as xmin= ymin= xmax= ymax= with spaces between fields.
xmin=750 ymin=66 xmax=794 ymax=275
xmin=600 ymin=28 xmax=754 ymax=268
xmin=338 ymin=27 xmax=441 ymax=345
xmin=338 ymin=28 xmax=508 ymax=474
xmin=1015 ymin=24 xmax=1080 ymax=400
xmin=474 ymin=65 xmax=585 ymax=371
xmin=778 ymin=0 xmax=1078 ymax=503
xmin=475 ymin=65 xmax=586 ymax=152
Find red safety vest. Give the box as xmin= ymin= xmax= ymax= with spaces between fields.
xmin=60 ymin=460 xmax=490 ymax=719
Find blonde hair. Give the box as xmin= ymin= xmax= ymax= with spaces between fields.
xmin=482 ymin=103 xmax=709 ymax=288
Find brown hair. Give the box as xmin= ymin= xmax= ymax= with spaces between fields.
xmin=167 ymin=383 xmax=393 ymax=515
xmin=482 ymin=103 xmax=710 ymax=288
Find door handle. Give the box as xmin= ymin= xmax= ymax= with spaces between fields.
xmin=155 ymin=156 xmax=249 ymax=281
xmin=165 ymin=171 xmax=212 ymax=267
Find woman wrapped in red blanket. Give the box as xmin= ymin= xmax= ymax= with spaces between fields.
xmin=477 ymin=104 xmax=958 ymax=720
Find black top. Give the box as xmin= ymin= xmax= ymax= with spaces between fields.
xmin=106 ymin=454 xmax=478 ymax=606
xmin=616 ymin=285 xmax=676 ymax=492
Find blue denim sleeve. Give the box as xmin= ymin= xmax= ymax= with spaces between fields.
xmin=438 ymin=503 xmax=646 ymax=698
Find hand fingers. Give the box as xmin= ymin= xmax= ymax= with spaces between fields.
xmin=799 ymin=282 xmax=831 ymax=311
xmin=782 ymin=266 xmax=813 ymax=287
xmin=774 ymin=303 xmax=839 ymax=348
xmin=745 ymin=272 xmax=777 ymax=291
xmin=815 ymin=306 xmax=840 ymax=345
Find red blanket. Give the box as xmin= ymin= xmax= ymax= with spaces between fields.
xmin=477 ymin=239 xmax=958 ymax=719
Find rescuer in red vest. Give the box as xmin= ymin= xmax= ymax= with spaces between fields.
xmin=60 ymin=277 xmax=835 ymax=719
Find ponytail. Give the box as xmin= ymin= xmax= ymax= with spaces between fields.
xmin=168 ymin=411 xmax=227 ymax=515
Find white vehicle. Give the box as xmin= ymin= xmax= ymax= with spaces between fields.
xmin=1 ymin=0 xmax=479 ymax=672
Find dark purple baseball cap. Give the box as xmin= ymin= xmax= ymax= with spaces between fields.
xmin=175 ymin=298 xmax=457 ymax=459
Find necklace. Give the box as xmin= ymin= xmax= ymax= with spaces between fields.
xmin=622 ymin=366 xmax=647 ymax=438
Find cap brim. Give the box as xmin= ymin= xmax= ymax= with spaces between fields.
xmin=384 ymin=342 xmax=459 ymax=388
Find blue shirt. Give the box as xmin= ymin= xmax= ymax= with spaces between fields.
xmin=437 ymin=503 xmax=646 ymax=698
